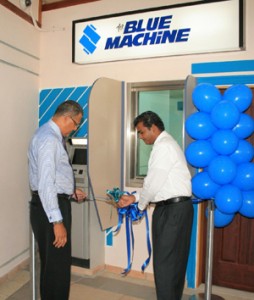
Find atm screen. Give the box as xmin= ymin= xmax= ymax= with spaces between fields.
xmin=72 ymin=148 xmax=87 ymax=165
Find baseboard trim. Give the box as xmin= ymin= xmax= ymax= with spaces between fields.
xmin=0 ymin=258 xmax=29 ymax=285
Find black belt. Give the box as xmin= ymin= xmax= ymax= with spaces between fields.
xmin=32 ymin=191 xmax=70 ymax=199
xmin=155 ymin=196 xmax=191 ymax=207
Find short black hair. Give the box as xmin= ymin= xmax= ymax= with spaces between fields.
xmin=54 ymin=100 xmax=83 ymax=117
xmin=133 ymin=111 xmax=165 ymax=131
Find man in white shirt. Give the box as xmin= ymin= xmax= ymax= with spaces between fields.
xmin=118 ymin=111 xmax=193 ymax=300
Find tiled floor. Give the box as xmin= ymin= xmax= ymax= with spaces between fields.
xmin=1 ymin=265 xmax=254 ymax=300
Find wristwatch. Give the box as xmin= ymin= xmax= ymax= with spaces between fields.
xmin=53 ymin=220 xmax=63 ymax=225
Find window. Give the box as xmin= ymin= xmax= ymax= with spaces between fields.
xmin=125 ymin=81 xmax=185 ymax=187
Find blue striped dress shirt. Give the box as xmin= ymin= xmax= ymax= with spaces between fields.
xmin=28 ymin=120 xmax=74 ymax=223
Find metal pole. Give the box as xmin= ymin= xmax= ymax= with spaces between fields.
xmin=204 ymin=199 xmax=215 ymax=300
xmin=197 ymin=199 xmax=224 ymax=300
xmin=30 ymin=232 xmax=38 ymax=300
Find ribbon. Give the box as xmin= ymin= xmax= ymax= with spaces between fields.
xmin=106 ymin=187 xmax=124 ymax=203
xmin=192 ymin=198 xmax=212 ymax=204
xmin=106 ymin=188 xmax=152 ymax=275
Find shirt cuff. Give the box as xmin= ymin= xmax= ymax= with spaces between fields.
xmin=138 ymin=201 xmax=147 ymax=211
xmin=47 ymin=209 xmax=63 ymax=223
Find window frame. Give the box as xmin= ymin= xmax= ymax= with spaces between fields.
xmin=125 ymin=80 xmax=185 ymax=188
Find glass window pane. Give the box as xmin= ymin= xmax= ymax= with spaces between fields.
xmin=136 ymin=89 xmax=184 ymax=177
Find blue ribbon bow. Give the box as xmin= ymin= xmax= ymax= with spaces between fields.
xmin=106 ymin=188 xmax=152 ymax=275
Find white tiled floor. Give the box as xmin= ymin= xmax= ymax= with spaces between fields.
xmin=0 ymin=269 xmax=30 ymax=300
xmin=1 ymin=265 xmax=254 ymax=300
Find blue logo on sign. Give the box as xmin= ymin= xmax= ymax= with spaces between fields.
xmin=79 ymin=25 xmax=101 ymax=54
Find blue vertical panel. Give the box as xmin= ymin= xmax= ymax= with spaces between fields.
xmin=39 ymin=86 xmax=91 ymax=138
xmin=77 ymin=86 xmax=91 ymax=107
xmin=39 ymin=88 xmax=75 ymax=126
xmin=186 ymin=204 xmax=198 ymax=288
xmin=184 ymin=75 xmax=197 ymax=289
xmin=106 ymin=228 xmax=113 ymax=246
xmin=67 ymin=86 xmax=87 ymax=101
xmin=40 ymin=89 xmax=52 ymax=101
xmin=73 ymin=87 xmax=91 ymax=138
xmin=39 ymin=88 xmax=63 ymax=126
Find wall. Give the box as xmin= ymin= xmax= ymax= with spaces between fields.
xmin=40 ymin=0 xmax=254 ymax=88
xmin=0 ymin=5 xmax=39 ymax=276
xmin=38 ymin=0 xmax=254 ymax=283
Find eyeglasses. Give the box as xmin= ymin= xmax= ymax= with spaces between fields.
xmin=69 ymin=115 xmax=80 ymax=128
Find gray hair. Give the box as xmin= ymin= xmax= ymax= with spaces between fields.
xmin=54 ymin=100 xmax=83 ymax=117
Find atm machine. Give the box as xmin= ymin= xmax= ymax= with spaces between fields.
xmin=66 ymin=137 xmax=90 ymax=268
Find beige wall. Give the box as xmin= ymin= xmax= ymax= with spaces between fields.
xmin=0 ymin=5 xmax=39 ymax=277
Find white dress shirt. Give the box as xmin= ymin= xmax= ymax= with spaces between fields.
xmin=138 ymin=131 xmax=191 ymax=211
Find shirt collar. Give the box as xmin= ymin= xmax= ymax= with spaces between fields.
xmin=154 ymin=130 xmax=166 ymax=145
xmin=49 ymin=119 xmax=63 ymax=141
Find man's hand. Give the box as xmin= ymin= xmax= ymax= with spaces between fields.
xmin=118 ymin=194 xmax=136 ymax=208
xmin=72 ymin=188 xmax=87 ymax=202
xmin=53 ymin=223 xmax=67 ymax=248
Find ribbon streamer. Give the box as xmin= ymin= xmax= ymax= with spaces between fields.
xmin=106 ymin=188 xmax=152 ymax=275
xmin=192 ymin=198 xmax=212 ymax=204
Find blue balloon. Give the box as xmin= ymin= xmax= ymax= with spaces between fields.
xmin=211 ymin=130 xmax=239 ymax=155
xmin=185 ymin=112 xmax=217 ymax=140
xmin=208 ymin=156 xmax=237 ymax=185
xmin=239 ymin=190 xmax=254 ymax=218
xmin=215 ymin=184 xmax=242 ymax=214
xmin=211 ymin=100 xmax=240 ymax=129
xmin=192 ymin=171 xmax=220 ymax=199
xmin=223 ymin=84 xmax=253 ymax=112
xmin=192 ymin=83 xmax=221 ymax=112
xmin=230 ymin=140 xmax=254 ymax=164
xmin=232 ymin=162 xmax=254 ymax=191
xmin=185 ymin=140 xmax=217 ymax=168
xmin=213 ymin=208 xmax=235 ymax=228
xmin=233 ymin=113 xmax=254 ymax=139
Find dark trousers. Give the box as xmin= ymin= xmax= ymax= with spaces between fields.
xmin=30 ymin=194 xmax=72 ymax=300
xmin=152 ymin=200 xmax=193 ymax=300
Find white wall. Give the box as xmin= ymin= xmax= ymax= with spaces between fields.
xmin=39 ymin=0 xmax=254 ymax=277
xmin=40 ymin=0 xmax=254 ymax=88
xmin=0 ymin=5 xmax=39 ymax=276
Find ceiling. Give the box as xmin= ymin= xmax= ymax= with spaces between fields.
xmin=41 ymin=0 xmax=100 ymax=11
xmin=42 ymin=0 xmax=97 ymax=3
xmin=42 ymin=0 xmax=65 ymax=2
xmin=42 ymin=0 xmax=64 ymax=3
xmin=41 ymin=0 xmax=208 ymax=12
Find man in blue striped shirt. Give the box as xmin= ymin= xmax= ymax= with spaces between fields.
xmin=28 ymin=100 xmax=86 ymax=300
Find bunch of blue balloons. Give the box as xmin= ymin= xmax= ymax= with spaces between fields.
xmin=185 ymin=83 xmax=254 ymax=227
